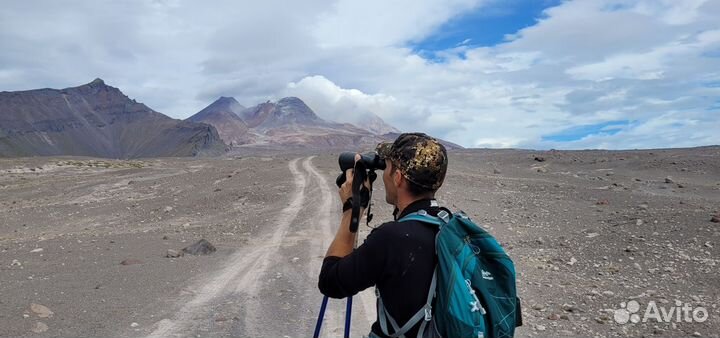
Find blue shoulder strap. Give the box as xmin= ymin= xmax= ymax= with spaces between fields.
xmin=397 ymin=210 xmax=449 ymax=227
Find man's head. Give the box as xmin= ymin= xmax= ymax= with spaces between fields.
xmin=376 ymin=133 xmax=448 ymax=206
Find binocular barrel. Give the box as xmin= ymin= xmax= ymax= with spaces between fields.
xmin=338 ymin=152 xmax=386 ymax=171
xmin=335 ymin=152 xmax=386 ymax=187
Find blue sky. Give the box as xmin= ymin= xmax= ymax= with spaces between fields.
xmin=411 ymin=0 xmax=562 ymax=59
xmin=1 ymin=0 xmax=718 ymax=149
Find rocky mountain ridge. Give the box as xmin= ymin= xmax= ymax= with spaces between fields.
xmin=0 ymin=79 xmax=226 ymax=158
xmin=189 ymin=96 xmax=462 ymax=151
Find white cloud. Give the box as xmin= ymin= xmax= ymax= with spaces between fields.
xmin=631 ymin=0 xmax=708 ymax=25
xmin=0 ymin=0 xmax=718 ymax=149
xmin=566 ymin=29 xmax=720 ymax=81
xmin=312 ymin=0 xmax=483 ymax=48
xmin=283 ymin=75 xmax=403 ymax=126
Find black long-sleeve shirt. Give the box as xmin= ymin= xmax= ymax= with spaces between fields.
xmin=318 ymin=198 xmax=440 ymax=337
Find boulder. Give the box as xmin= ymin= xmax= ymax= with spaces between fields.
xmin=182 ymin=239 xmax=217 ymax=255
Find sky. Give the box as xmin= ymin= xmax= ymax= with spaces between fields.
xmin=1 ymin=0 xmax=719 ymax=150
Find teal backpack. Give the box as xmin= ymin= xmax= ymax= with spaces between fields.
xmin=376 ymin=209 xmax=522 ymax=338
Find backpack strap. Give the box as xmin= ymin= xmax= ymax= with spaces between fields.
xmin=377 ymin=269 xmax=437 ymax=338
xmin=377 ymin=288 xmax=404 ymax=337
xmin=416 ymin=269 xmax=437 ymax=338
xmin=377 ymin=210 xmax=447 ymax=338
xmin=397 ymin=209 xmax=450 ymax=226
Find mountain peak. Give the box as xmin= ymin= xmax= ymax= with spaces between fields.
xmin=207 ymin=96 xmax=245 ymax=113
xmin=274 ymin=97 xmax=318 ymax=121
xmin=277 ymin=96 xmax=304 ymax=104
xmin=88 ymin=78 xmax=106 ymax=86
xmin=215 ymin=96 xmax=239 ymax=104
xmin=187 ymin=96 xmax=246 ymax=124
xmin=276 ymin=97 xmax=316 ymax=116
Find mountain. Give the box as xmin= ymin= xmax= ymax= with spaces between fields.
xmin=188 ymin=96 xmax=245 ymax=122
xmin=257 ymin=97 xmax=322 ymax=129
xmin=188 ymin=96 xmax=384 ymax=149
xmin=0 ymin=79 xmax=226 ymax=158
xmin=238 ymin=101 xmax=273 ymax=128
xmin=187 ymin=97 xmax=252 ymax=146
xmin=191 ymin=96 xmax=463 ymax=151
xmin=239 ymin=97 xmax=330 ymax=130
xmin=237 ymin=97 xmax=377 ymax=148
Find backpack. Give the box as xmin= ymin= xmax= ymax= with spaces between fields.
xmin=376 ymin=209 xmax=522 ymax=338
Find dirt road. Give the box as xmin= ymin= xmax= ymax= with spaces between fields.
xmin=143 ymin=156 xmax=375 ymax=337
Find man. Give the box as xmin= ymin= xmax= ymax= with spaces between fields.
xmin=318 ymin=132 xmax=448 ymax=338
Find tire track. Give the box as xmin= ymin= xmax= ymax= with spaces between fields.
xmin=303 ymin=157 xmax=344 ymax=337
xmin=305 ymin=156 xmax=376 ymax=336
xmin=145 ymin=157 xmax=308 ymax=338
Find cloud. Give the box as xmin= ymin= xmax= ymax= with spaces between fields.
xmin=0 ymin=0 xmax=718 ymax=149
xmin=283 ymin=75 xmax=402 ymax=125
xmin=566 ymin=29 xmax=720 ymax=81
xmin=312 ymin=0 xmax=483 ymax=48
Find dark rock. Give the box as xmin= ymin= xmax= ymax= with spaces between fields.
xmin=625 ymin=246 xmax=638 ymax=252
xmin=561 ymin=303 xmax=581 ymax=312
xmin=534 ymin=156 xmax=546 ymax=162
xmin=711 ymin=214 xmax=720 ymax=223
xmin=182 ymin=239 xmax=217 ymax=255
xmin=120 ymin=259 xmax=143 ymax=266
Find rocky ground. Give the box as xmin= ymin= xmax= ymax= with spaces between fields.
xmin=0 ymin=146 xmax=718 ymax=337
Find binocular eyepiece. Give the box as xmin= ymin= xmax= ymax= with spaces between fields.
xmin=335 ymin=152 xmax=386 ymax=187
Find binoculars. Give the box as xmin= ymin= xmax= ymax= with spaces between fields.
xmin=335 ymin=152 xmax=386 ymax=187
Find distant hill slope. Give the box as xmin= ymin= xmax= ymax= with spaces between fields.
xmin=357 ymin=112 xmax=400 ymax=135
xmin=0 ymin=79 xmax=226 ymax=158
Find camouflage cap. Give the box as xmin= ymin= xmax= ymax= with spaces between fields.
xmin=376 ymin=132 xmax=448 ymax=190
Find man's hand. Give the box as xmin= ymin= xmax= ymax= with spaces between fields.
xmin=338 ymin=153 xmax=371 ymax=204
xmin=326 ymin=153 xmax=371 ymax=258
